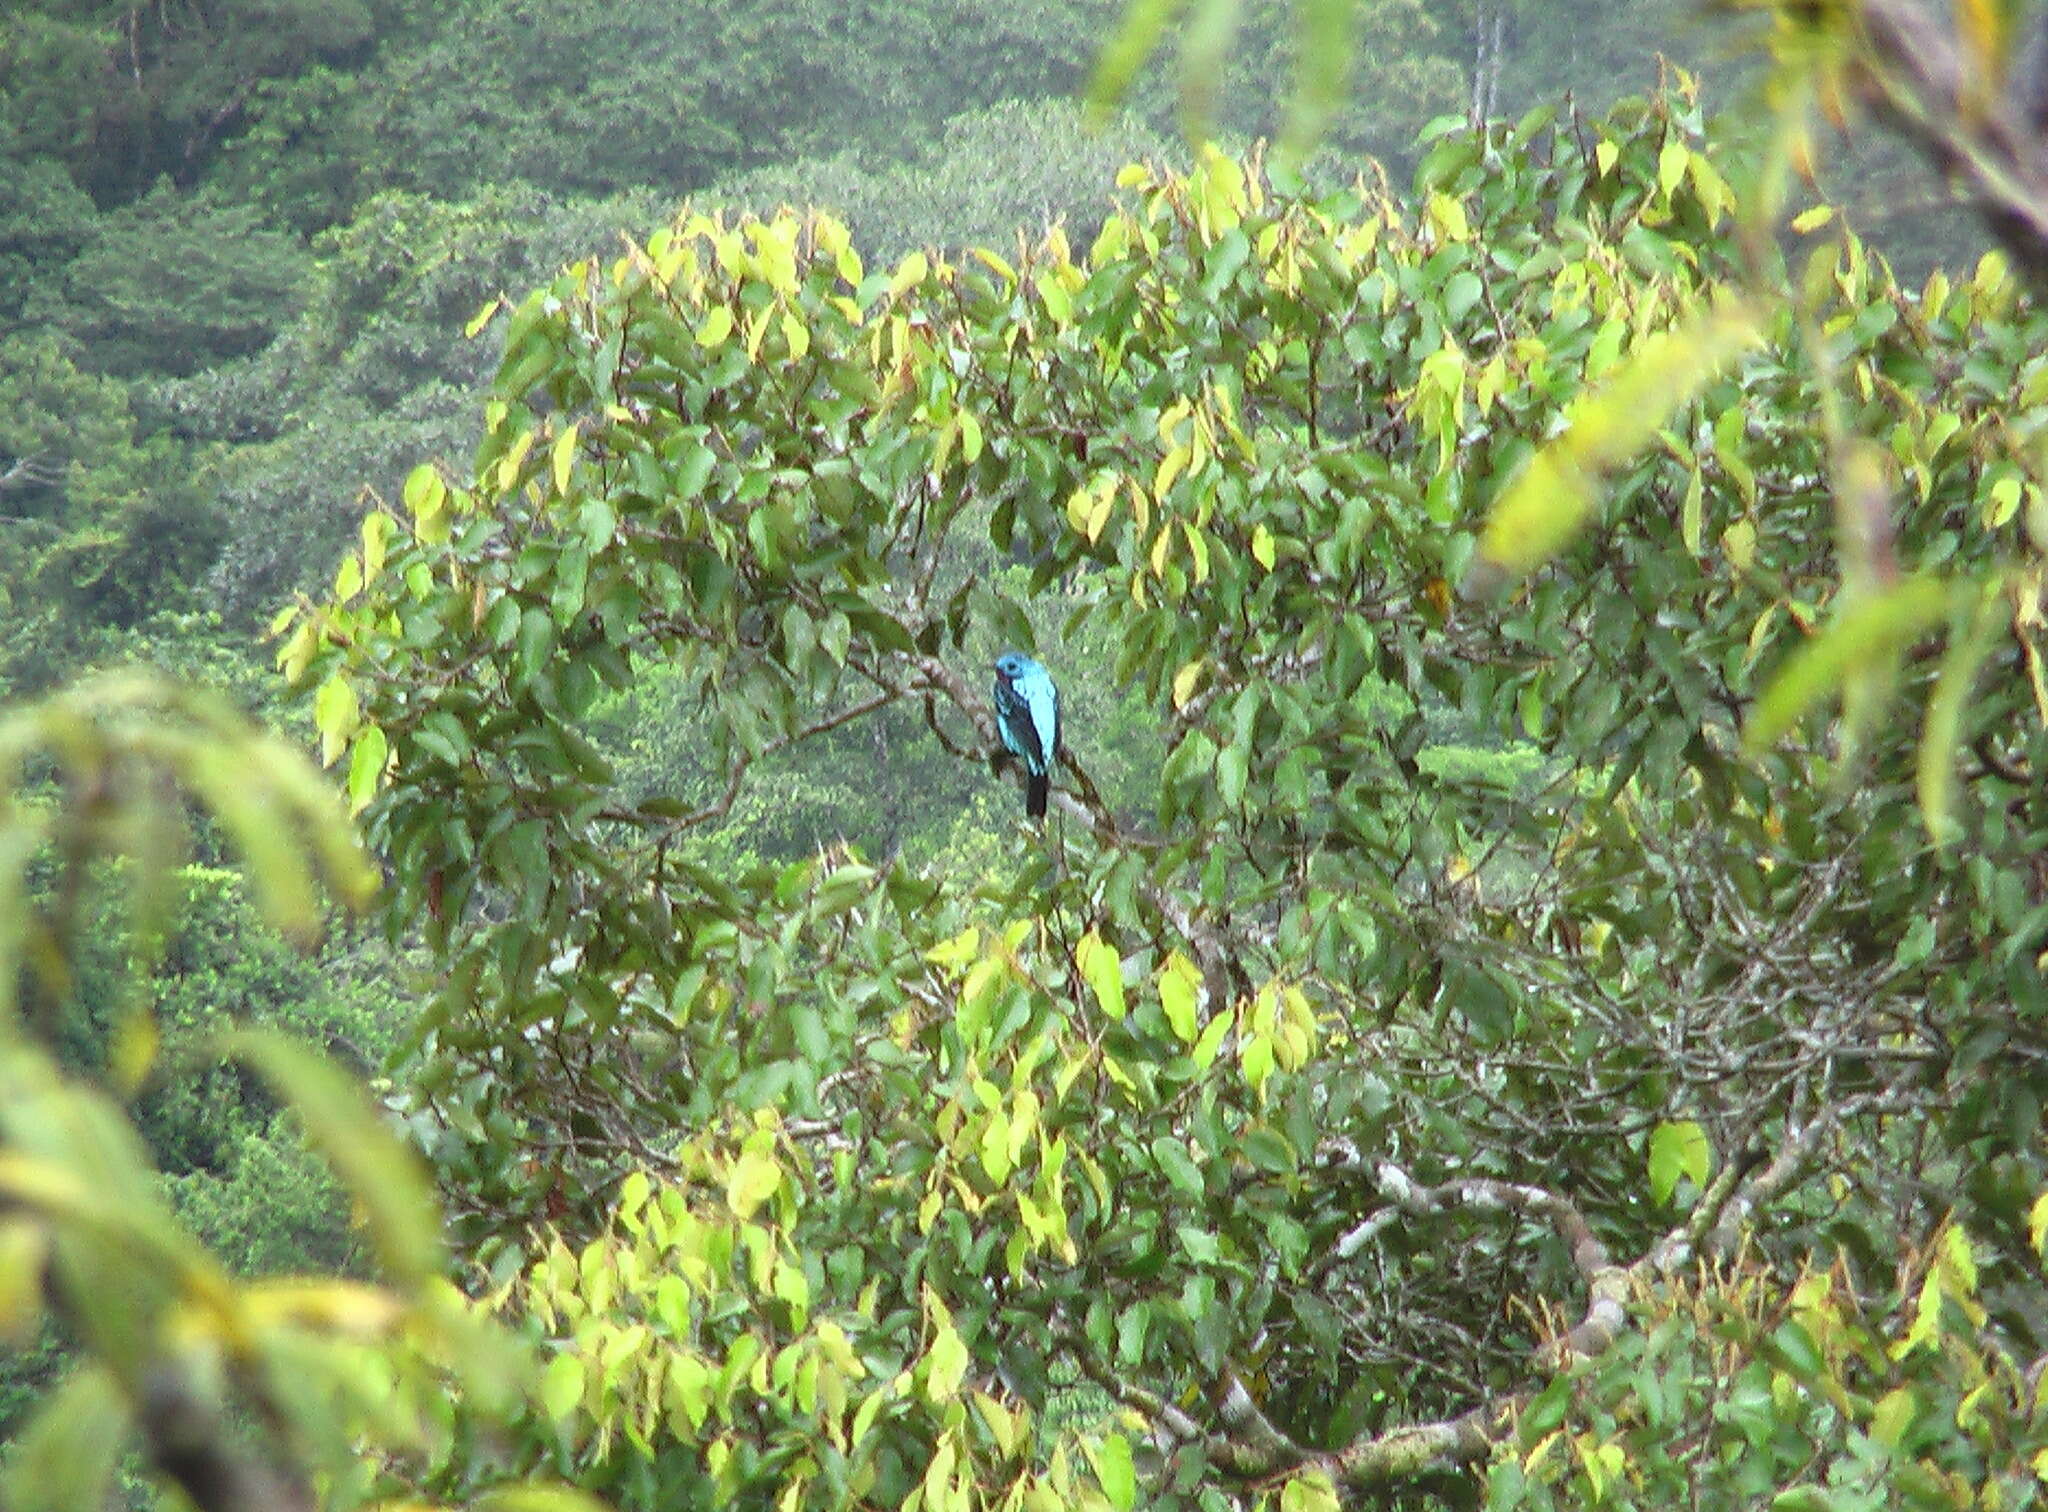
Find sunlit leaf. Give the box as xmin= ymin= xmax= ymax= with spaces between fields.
xmin=347 ymin=724 xmax=388 ymax=815
xmin=924 ymin=1324 xmax=970 ymax=1402
xmin=1280 ymin=1472 xmax=1343 ymax=1512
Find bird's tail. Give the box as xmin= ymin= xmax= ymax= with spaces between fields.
xmin=1026 ymin=772 xmax=1048 ymax=819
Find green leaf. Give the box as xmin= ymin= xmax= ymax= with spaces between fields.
xmin=515 ymin=607 xmax=556 ymax=690
xmin=1894 ymin=915 xmax=1937 ymax=970
xmin=220 ymin=1029 xmax=444 ymax=1284
xmin=1770 ymin=1487 xmax=1838 ymax=1512
xmin=1648 ymin=1120 xmax=1712 ymax=1205
xmin=1151 ymin=1136 xmax=1204 ymax=1195
xmin=1216 ymin=741 xmax=1249 ymax=808
xmin=1768 ymin=1319 xmax=1823 ymax=1378
xmin=1242 ymin=1127 xmax=1297 ymax=1174
xmin=1176 ymin=1224 xmax=1221 ymax=1263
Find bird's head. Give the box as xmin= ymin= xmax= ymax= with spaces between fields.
xmin=994 ymin=651 xmax=1034 ymax=681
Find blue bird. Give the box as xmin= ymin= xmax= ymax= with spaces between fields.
xmin=992 ymin=652 xmax=1060 ymax=818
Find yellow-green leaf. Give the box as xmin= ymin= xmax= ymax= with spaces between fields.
xmin=1037 ymin=270 xmax=1073 ymax=325
xmin=924 ymin=1324 xmax=970 ymax=1402
xmin=1648 ymin=1120 xmax=1711 ymax=1205
xmin=1076 ymin=930 xmax=1127 ymax=1020
xmin=1658 ymin=140 xmax=1687 ymax=195
xmin=782 ymin=310 xmax=810 ymax=361
xmin=1743 ymin=576 xmax=1953 ymax=755
xmin=347 ymin=724 xmax=388 ymax=815
xmin=890 ymin=250 xmax=930 ymax=297
xmin=1280 ymin=1472 xmax=1342 ymax=1512
xmin=0 ymin=1219 xmax=47 ymax=1342
xmin=1871 ymin=1386 xmax=1920 ymax=1448
xmin=360 ymin=510 xmax=392 ymax=580
xmin=1276 ymin=0 xmax=1357 ymax=172
xmin=551 ymin=422 xmax=579 ymax=494
xmin=477 ymin=1486 xmax=614 ymax=1512
xmin=2 ymin=1365 xmax=129 ymax=1512
xmin=1681 ymin=467 xmax=1703 ymax=556
xmin=541 ymin=1352 xmax=585 ymax=1421
xmin=1157 ymin=951 xmax=1202 ymax=1042
xmin=1087 ymin=0 xmax=1188 ymax=117
xmin=696 ymin=305 xmax=735 ymax=348
xmin=1471 ymin=298 xmax=1760 ymax=586
xmin=313 ymin=675 xmax=359 ymax=768
xmin=727 ymin=1151 xmax=781 ymax=1219
xmin=1087 ymin=1432 xmax=1138 ymax=1512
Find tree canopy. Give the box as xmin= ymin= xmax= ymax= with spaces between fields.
xmin=5 ymin=0 xmax=2048 ymax=1509
xmin=270 ymin=81 xmax=2048 ymax=1507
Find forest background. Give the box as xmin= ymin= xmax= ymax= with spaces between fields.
xmin=4 ymin=0 xmax=2048 ymax=1508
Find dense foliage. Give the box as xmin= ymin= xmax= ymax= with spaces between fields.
xmin=267 ymin=80 xmax=2048 ymax=1507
